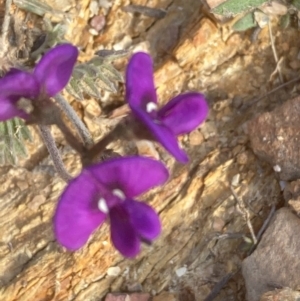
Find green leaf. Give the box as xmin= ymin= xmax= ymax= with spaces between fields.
xmin=100 ymin=64 xmax=124 ymax=82
xmin=233 ymin=12 xmax=256 ymax=31
xmin=0 ymin=119 xmax=30 ymax=165
xmin=292 ymin=0 xmax=300 ymax=10
xmin=80 ymin=77 xmax=102 ymax=99
xmin=67 ymin=53 xmax=125 ymax=100
xmin=66 ymin=78 xmax=84 ymax=101
xmin=279 ymin=14 xmax=291 ymax=29
xmin=212 ymin=0 xmax=268 ymax=16
xmin=96 ymin=72 xmax=118 ymax=93
xmin=14 ymin=0 xmax=54 ymax=16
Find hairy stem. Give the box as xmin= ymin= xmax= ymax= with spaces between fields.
xmin=54 ymin=94 xmax=93 ymax=147
xmin=55 ymin=118 xmax=87 ymax=155
xmin=81 ymin=121 xmax=127 ymax=166
xmin=39 ymin=125 xmax=72 ymax=182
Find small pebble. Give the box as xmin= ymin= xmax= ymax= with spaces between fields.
xmin=90 ymin=15 xmax=106 ymax=32
xmin=107 ymin=266 xmax=121 ymax=276
xmin=175 ymin=266 xmax=187 ymax=277
xmin=273 ymin=165 xmax=281 ymax=172
xmin=237 ymin=152 xmax=248 ymax=165
xmin=231 ymin=174 xmax=240 ymax=187
xmin=189 ymin=130 xmax=204 ymax=146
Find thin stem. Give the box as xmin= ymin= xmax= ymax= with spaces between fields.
xmin=39 ymin=125 xmax=72 ymax=182
xmin=241 ymin=75 xmax=300 ymax=110
xmin=55 ymin=118 xmax=87 ymax=155
xmin=54 ymin=94 xmax=93 ymax=147
xmin=1 ymin=0 xmax=12 ymax=55
xmin=81 ymin=121 xmax=127 ymax=166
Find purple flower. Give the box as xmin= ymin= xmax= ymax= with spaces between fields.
xmin=0 ymin=44 xmax=78 ymax=121
xmin=54 ymin=156 xmax=168 ymax=257
xmin=126 ymin=52 xmax=209 ymax=163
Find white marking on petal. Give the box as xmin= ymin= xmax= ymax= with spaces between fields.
xmin=146 ymin=102 xmax=157 ymax=113
xmin=112 ymin=189 xmax=125 ymax=200
xmin=17 ymin=98 xmax=34 ymax=114
xmin=98 ymin=198 xmax=109 ymax=213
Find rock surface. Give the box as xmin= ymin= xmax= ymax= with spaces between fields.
xmin=260 ymin=288 xmax=300 ymax=301
xmin=247 ymin=96 xmax=300 ymax=181
xmin=242 ymin=208 xmax=300 ymax=301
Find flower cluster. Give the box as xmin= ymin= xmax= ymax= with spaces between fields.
xmin=0 ymin=44 xmax=209 ymax=257
xmin=126 ymin=52 xmax=208 ymax=163
xmin=54 ymin=156 xmax=168 ymax=257
xmin=0 ymin=44 xmax=78 ymax=121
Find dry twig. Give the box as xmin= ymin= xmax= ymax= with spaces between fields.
xmin=242 ymin=75 xmax=300 ymax=110
xmin=203 ymin=272 xmax=235 ymax=301
xmin=230 ymin=185 xmax=257 ymax=244
xmin=268 ymin=22 xmax=283 ymax=84
xmin=248 ymin=204 xmax=276 ymax=254
xmin=0 ymin=0 xmax=12 ymax=56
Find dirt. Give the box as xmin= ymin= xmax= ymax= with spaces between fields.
xmin=1 ymin=0 xmax=300 ymax=301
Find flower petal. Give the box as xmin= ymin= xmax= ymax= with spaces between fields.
xmin=158 ymin=93 xmax=208 ymax=135
xmin=0 ymin=70 xmax=39 ymax=98
xmin=87 ymin=156 xmax=169 ymax=198
xmin=131 ymin=107 xmax=189 ymax=163
xmin=123 ymin=199 xmax=161 ymax=241
xmin=54 ymin=171 xmax=106 ymax=250
xmin=110 ymin=204 xmax=140 ymax=257
xmin=34 ymin=44 xmax=78 ymax=96
xmin=126 ymin=52 xmax=157 ymax=109
xmin=0 ymin=97 xmax=28 ymax=121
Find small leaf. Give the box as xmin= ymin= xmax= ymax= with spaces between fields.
xmin=14 ymin=0 xmax=52 ymax=16
xmin=76 ymin=64 xmax=99 ymax=78
xmin=293 ymin=0 xmax=300 ymax=10
xmin=66 ymin=78 xmax=84 ymax=100
xmin=0 ymin=119 xmax=30 ymax=165
xmin=233 ymin=12 xmax=257 ymax=31
xmin=212 ymin=0 xmax=268 ymax=17
xmin=80 ymin=77 xmax=102 ymax=99
xmin=100 ymin=64 xmax=124 ymax=82
xmin=95 ymin=49 xmax=129 ymax=60
xmin=15 ymin=118 xmax=32 ymax=142
xmin=279 ymin=14 xmax=290 ymax=29
xmin=96 ymin=73 xmax=118 ymax=93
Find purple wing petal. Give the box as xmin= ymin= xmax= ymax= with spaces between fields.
xmin=87 ymin=156 xmax=169 ymax=198
xmin=126 ymin=52 xmax=157 ymax=109
xmin=124 ymin=199 xmax=161 ymax=241
xmin=158 ymin=93 xmax=208 ymax=135
xmin=131 ymin=107 xmax=189 ymax=163
xmin=0 ymin=70 xmax=39 ymax=98
xmin=0 ymin=97 xmax=29 ymax=121
xmin=54 ymin=171 xmax=106 ymax=250
xmin=110 ymin=204 xmax=140 ymax=257
xmin=34 ymin=44 xmax=78 ymax=97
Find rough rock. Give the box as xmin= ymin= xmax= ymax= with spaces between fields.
xmin=260 ymin=288 xmax=300 ymax=301
xmin=242 ymin=208 xmax=300 ymax=301
xmin=104 ymin=293 xmax=150 ymax=301
xmin=153 ymin=292 xmax=177 ymax=301
xmin=283 ymin=179 xmax=300 ymax=214
xmin=247 ymin=96 xmax=300 ymax=181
